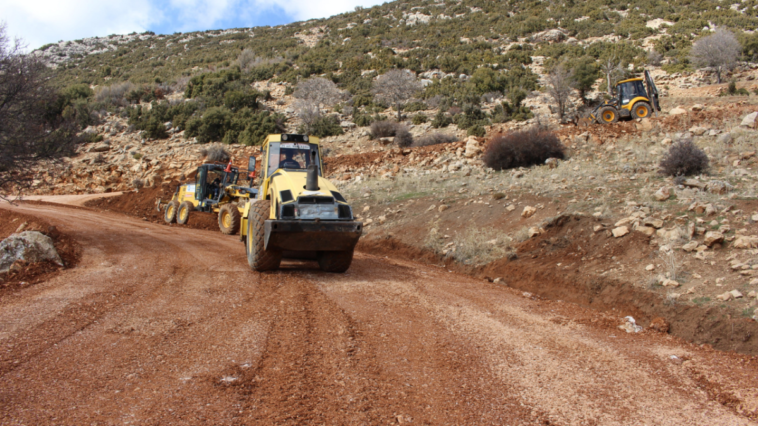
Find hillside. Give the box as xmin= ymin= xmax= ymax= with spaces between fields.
xmin=39 ymin=0 xmax=758 ymax=89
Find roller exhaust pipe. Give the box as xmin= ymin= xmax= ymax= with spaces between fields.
xmin=306 ymin=150 xmax=319 ymax=191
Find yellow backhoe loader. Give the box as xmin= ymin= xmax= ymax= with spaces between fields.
xmin=591 ymin=70 xmax=661 ymax=124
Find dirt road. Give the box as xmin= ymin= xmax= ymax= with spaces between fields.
xmin=1 ymin=201 xmax=757 ymax=425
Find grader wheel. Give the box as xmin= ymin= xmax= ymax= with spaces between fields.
xmin=164 ymin=201 xmax=179 ymax=224
xmin=218 ymin=204 xmax=241 ymax=235
xmin=177 ymin=201 xmax=193 ymax=225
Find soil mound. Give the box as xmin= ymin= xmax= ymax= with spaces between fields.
xmin=0 ymin=208 xmax=81 ymax=293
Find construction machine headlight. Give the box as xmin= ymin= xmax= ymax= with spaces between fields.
xmin=297 ymin=203 xmax=339 ymax=220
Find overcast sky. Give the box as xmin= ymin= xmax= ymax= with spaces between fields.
xmin=1 ymin=0 xmax=386 ymax=50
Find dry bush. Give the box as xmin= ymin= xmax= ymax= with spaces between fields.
xmin=413 ymin=133 xmax=458 ymax=147
xmin=689 ymin=29 xmax=741 ymax=83
xmin=294 ymin=77 xmax=344 ymax=107
xmin=372 ymin=69 xmax=422 ymax=121
xmin=199 ymin=143 xmax=231 ymax=163
xmin=483 ymin=128 xmax=566 ymax=171
xmin=659 ymin=139 xmax=709 ymax=177
xmin=370 ymin=120 xmax=399 ymax=138
xmin=94 ymin=82 xmax=136 ymax=105
xmin=132 ymin=178 xmax=144 ymax=190
xmin=394 ymin=125 xmax=413 ymax=148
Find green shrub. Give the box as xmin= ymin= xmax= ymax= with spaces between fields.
xmin=300 ymin=115 xmax=343 ymax=137
xmin=404 ymin=101 xmax=428 ymax=112
xmin=412 ymin=113 xmax=428 ymax=125
xmin=431 ymin=110 xmax=452 ymax=128
xmin=142 ymin=116 xmax=169 ymax=139
xmin=223 ymin=89 xmax=262 ymax=111
xmin=456 ymin=104 xmax=490 ymax=130
xmin=186 ymin=107 xmax=231 ymax=143
xmin=467 ymin=125 xmax=486 ymax=137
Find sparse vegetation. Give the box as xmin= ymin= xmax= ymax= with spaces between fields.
xmin=413 ymin=133 xmax=457 ymax=147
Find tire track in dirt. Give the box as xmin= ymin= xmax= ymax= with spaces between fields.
xmin=1 ymin=201 xmax=757 ymax=425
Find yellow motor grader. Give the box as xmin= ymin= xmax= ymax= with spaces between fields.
xmin=239 ymin=134 xmax=362 ymax=272
xmin=159 ymin=161 xmax=258 ymax=235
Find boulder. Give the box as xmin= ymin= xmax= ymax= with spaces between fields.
xmin=654 ymin=187 xmax=671 ymax=201
xmin=92 ymin=143 xmax=111 ymax=152
xmin=528 ymin=227 xmax=544 ymax=238
xmin=545 ymin=158 xmax=559 ymax=169
xmin=635 ymin=119 xmax=653 ymax=132
xmin=612 ymin=226 xmax=630 ymax=238
xmin=740 ymin=112 xmax=758 ymax=128
xmin=657 ymin=227 xmax=686 ymax=242
xmin=464 ymin=136 xmax=482 ymax=158
xmin=717 ymin=133 xmax=732 ymax=144
xmin=521 ymin=206 xmax=537 ymax=219
xmin=533 ymin=29 xmax=566 ymax=43
xmin=689 ymin=126 xmax=708 ymax=136
xmin=706 ymin=180 xmax=733 ymax=194
xmin=669 ymin=107 xmax=687 ymax=116
xmin=690 ymin=104 xmax=705 ymax=112
xmin=733 ymin=235 xmax=758 ymax=249
xmin=682 ymin=241 xmax=698 ymax=252
xmin=644 ymin=218 xmax=664 ymax=229
xmin=703 ymin=231 xmax=724 ymax=247
xmin=0 ymin=231 xmax=63 ymax=273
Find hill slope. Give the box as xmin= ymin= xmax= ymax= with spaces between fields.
xmin=39 ymin=0 xmax=758 ymax=89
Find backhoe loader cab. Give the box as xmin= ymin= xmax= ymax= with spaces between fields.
xmin=240 ymin=134 xmax=362 ymax=273
xmin=592 ymin=70 xmax=660 ymax=124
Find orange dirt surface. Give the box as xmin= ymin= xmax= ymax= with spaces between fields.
xmin=1 ymin=200 xmax=758 ymax=424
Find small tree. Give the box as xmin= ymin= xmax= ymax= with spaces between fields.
xmin=0 ymin=24 xmax=80 ymax=199
xmin=546 ymin=64 xmax=573 ymax=122
xmin=570 ymin=56 xmax=599 ymax=104
xmin=293 ymin=77 xmax=344 ymax=134
xmin=372 ymin=69 xmax=422 ymax=121
xmin=689 ymin=29 xmax=741 ymax=84
xmin=294 ymin=99 xmax=320 ymax=134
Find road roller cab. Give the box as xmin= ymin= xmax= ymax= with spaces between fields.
xmin=240 ymin=134 xmax=362 ymax=273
